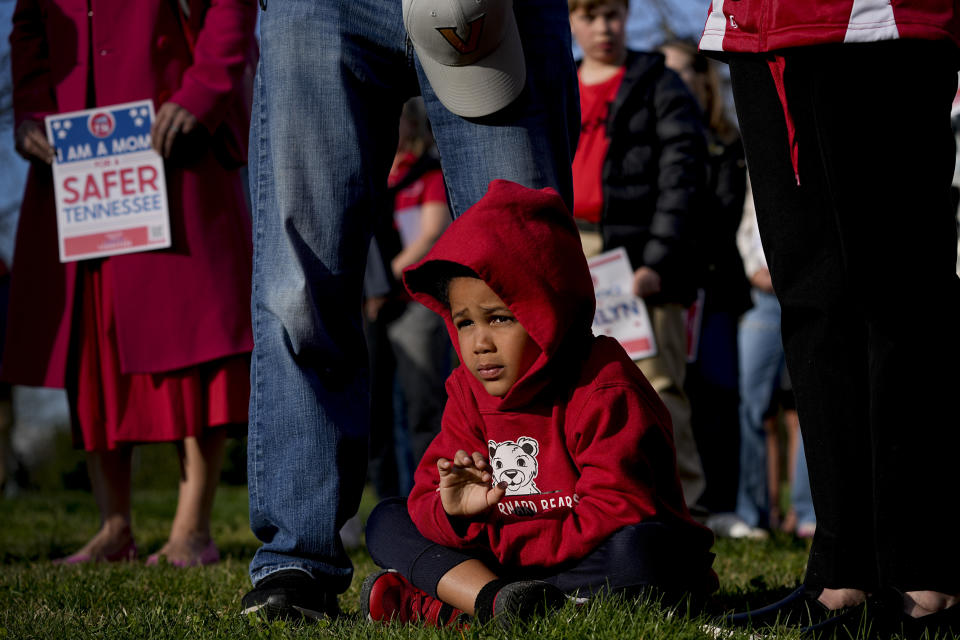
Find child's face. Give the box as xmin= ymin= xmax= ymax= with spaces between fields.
xmin=569 ymin=2 xmax=627 ymax=66
xmin=448 ymin=277 xmax=540 ymax=398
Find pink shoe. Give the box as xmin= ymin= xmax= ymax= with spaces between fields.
xmin=146 ymin=540 xmax=220 ymax=567
xmin=53 ymin=541 xmax=138 ymax=565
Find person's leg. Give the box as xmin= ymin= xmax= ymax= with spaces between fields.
xmin=779 ymin=404 xmax=800 ymax=534
xmin=790 ymin=431 xmax=816 ymax=537
xmin=784 ymin=406 xmax=799 ymax=485
xmin=730 ymin=52 xmax=876 ymax=597
xmin=151 ymin=429 xmax=227 ymax=565
xmin=687 ymin=306 xmax=741 ymax=514
xmin=365 ymin=498 xmax=480 ymax=599
xmin=64 ymin=447 xmax=136 ymax=560
xmin=637 ymin=304 xmax=705 ymax=507
xmin=796 ymin=42 xmax=960 ymax=609
xmin=421 ymin=0 xmax=579 ymax=216
xmin=246 ymin=0 xmax=415 ymax=604
xmin=539 ymin=522 xmax=717 ymax=603
xmin=734 ymin=291 xmax=782 ymax=529
xmin=365 ymin=305 xmax=400 ymax=500
xmin=364 ymin=498 xmax=564 ymax=624
xmin=762 ymin=411 xmax=781 ymax=530
xmin=387 ymin=303 xmax=449 ymax=463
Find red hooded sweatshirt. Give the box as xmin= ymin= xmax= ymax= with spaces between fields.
xmin=403 ymin=180 xmax=715 ymax=571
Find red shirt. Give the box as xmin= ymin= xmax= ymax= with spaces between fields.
xmin=572 ymin=68 xmax=625 ymax=224
xmin=389 ymin=152 xmax=447 ymax=248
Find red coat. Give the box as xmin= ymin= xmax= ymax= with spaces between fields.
xmin=5 ymin=0 xmax=258 ymax=386
xmin=700 ymin=0 xmax=960 ymax=53
xmin=402 ymin=181 xmax=714 ymax=571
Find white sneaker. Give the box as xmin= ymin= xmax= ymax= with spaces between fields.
xmin=705 ymin=512 xmax=769 ymax=540
xmin=339 ymin=514 xmax=364 ymax=550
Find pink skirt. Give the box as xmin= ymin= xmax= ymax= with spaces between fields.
xmin=69 ymin=259 xmax=250 ymax=452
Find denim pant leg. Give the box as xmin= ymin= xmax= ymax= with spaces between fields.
xmin=791 ymin=434 xmax=816 ymax=527
xmin=248 ymin=0 xmax=577 ymax=590
xmin=419 ymin=0 xmax=579 ymax=214
xmin=247 ymin=0 xmax=416 ymax=589
xmin=735 ymin=290 xmax=783 ymax=528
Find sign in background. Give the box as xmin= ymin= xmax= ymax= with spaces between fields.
xmin=46 ymin=100 xmax=171 ymax=262
xmin=587 ymin=247 xmax=658 ymax=360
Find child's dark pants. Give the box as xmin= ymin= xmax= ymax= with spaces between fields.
xmin=365 ymin=497 xmax=716 ymax=601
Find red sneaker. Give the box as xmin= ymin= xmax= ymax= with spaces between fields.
xmin=361 ymin=569 xmax=464 ymax=627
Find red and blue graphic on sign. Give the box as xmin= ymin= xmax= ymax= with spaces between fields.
xmin=88 ymin=111 xmax=115 ymax=138
xmin=49 ymin=104 xmax=153 ymax=165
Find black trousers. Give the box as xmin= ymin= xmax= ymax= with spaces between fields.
xmin=365 ymin=498 xmax=717 ymax=601
xmin=687 ymin=306 xmax=742 ymax=514
xmin=729 ymin=41 xmax=960 ymax=593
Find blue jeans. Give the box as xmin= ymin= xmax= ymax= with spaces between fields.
xmin=247 ymin=0 xmax=578 ymax=590
xmin=735 ymin=289 xmax=783 ymax=528
xmin=791 ymin=435 xmax=815 ymax=528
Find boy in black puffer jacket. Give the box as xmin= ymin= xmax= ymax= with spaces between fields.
xmin=569 ymin=0 xmax=709 ymax=509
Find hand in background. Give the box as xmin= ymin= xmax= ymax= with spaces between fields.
xmin=750 ymin=267 xmax=775 ymax=294
xmin=151 ymin=102 xmax=198 ymax=158
xmin=633 ymin=266 xmax=662 ymax=298
xmin=15 ymin=120 xmax=55 ymax=164
xmin=437 ymin=449 xmax=506 ymax=518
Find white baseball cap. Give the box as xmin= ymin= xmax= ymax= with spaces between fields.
xmin=402 ymin=0 xmax=526 ymax=118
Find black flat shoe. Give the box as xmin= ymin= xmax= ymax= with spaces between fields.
xmin=725 ymin=586 xmax=860 ymax=630
xmin=800 ymin=597 xmax=878 ymax=639
xmin=884 ymin=592 xmax=960 ymax=640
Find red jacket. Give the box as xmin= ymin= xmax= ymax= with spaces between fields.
xmin=403 ymin=181 xmax=714 ymax=570
xmin=5 ymin=0 xmax=257 ymax=384
xmin=700 ymin=0 xmax=960 ymax=53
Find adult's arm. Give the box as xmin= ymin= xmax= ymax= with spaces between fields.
xmin=10 ymin=0 xmax=57 ymax=130
xmin=391 ymin=171 xmax=451 ymax=279
xmin=169 ymin=0 xmax=257 ymax=132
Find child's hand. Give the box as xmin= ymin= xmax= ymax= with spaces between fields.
xmin=437 ymin=450 xmax=507 ymax=518
xmin=633 ymin=266 xmax=662 ymax=298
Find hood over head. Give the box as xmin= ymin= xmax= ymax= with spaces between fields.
xmin=404 ymin=180 xmax=596 ymax=409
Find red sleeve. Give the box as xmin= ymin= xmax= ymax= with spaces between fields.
xmin=170 ymin=0 xmax=258 ymax=131
xmin=407 ymin=375 xmax=493 ymax=550
xmin=486 ymin=383 xmax=676 ymax=567
xmin=420 ymin=169 xmax=448 ymax=206
xmin=10 ymin=0 xmax=57 ymax=128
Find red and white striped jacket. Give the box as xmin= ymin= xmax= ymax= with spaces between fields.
xmin=699 ymin=0 xmax=960 ymax=53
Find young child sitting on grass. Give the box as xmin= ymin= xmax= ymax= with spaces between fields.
xmin=361 ymin=180 xmax=717 ymax=627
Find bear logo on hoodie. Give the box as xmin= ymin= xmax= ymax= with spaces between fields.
xmin=488 ymin=436 xmax=541 ymax=495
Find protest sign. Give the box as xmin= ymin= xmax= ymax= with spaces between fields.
xmin=46 ymin=100 xmax=171 ymax=262
xmin=587 ymin=247 xmax=657 ymax=360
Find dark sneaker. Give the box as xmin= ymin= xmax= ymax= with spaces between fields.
xmin=361 ymin=569 xmax=464 ymax=627
xmin=241 ymin=569 xmax=340 ymax=622
xmin=725 ymin=586 xmax=860 ymax=629
xmin=492 ymin=580 xmax=567 ymax=628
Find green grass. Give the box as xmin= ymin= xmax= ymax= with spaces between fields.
xmin=0 ymin=487 xmax=949 ymax=639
